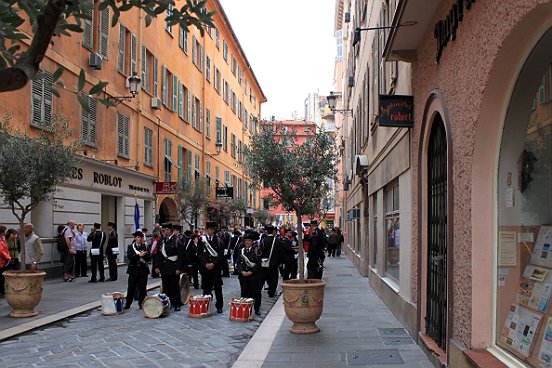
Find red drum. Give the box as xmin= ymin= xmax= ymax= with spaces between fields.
xmin=188 ymin=295 xmax=212 ymax=318
xmin=229 ymin=298 xmax=254 ymax=322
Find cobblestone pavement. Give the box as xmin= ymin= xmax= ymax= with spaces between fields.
xmin=0 ymin=274 xmax=278 ymax=368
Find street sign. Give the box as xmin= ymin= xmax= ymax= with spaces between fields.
xmin=216 ymin=186 xmax=234 ymax=199
xmin=155 ymin=181 xmax=177 ymax=194
xmin=378 ymin=95 xmax=414 ymax=128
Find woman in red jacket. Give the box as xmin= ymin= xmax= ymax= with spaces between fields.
xmin=0 ymin=226 xmax=12 ymax=296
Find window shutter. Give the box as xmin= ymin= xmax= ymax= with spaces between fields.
xmin=153 ymin=56 xmax=158 ymax=97
xmin=117 ymin=113 xmax=129 ymax=157
xmin=82 ymin=0 xmax=94 ymax=50
xmin=187 ymin=89 xmax=191 ymax=122
xmin=172 ymin=74 xmax=177 ymax=112
xmin=82 ymin=96 xmax=97 ymax=145
xmin=162 ymin=65 xmax=168 ymax=106
xmin=178 ymin=82 xmax=184 ymax=118
xmin=118 ymin=25 xmax=126 ymax=73
xmin=199 ymin=101 xmax=203 ymax=132
xmin=183 ymin=30 xmax=188 ymax=53
xmin=178 ymin=145 xmax=184 ymax=188
xmin=31 ymin=78 xmax=42 ymax=127
xmin=179 ymin=27 xmax=184 ymax=49
xmin=141 ymin=46 xmax=147 ymax=92
xmin=130 ymin=33 xmax=137 ymax=75
xmin=43 ymin=72 xmax=53 ymax=128
xmin=192 ymin=35 xmax=197 ymax=65
xmin=187 ymin=150 xmax=192 ymax=181
xmin=206 ymin=109 xmax=210 ymax=139
xmin=200 ymin=44 xmax=204 ymax=72
xmin=192 ymin=96 xmax=197 ymax=128
xmin=98 ymin=7 xmax=109 ymax=59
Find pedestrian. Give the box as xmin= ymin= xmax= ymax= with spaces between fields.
xmin=153 ymin=223 xmax=185 ymax=311
xmin=237 ymin=231 xmax=262 ymax=316
xmin=74 ymin=224 xmax=88 ymax=278
xmin=279 ymin=228 xmax=297 ymax=281
xmin=148 ymin=232 xmax=160 ymax=278
xmin=260 ymin=224 xmax=282 ymax=297
xmin=105 ymin=222 xmax=118 ymax=282
xmin=306 ymin=219 xmax=326 ymax=279
xmin=141 ymin=227 xmax=148 ymax=244
xmin=327 ymin=228 xmax=340 ymax=257
xmin=336 ymin=227 xmax=344 ymax=257
xmin=0 ymin=226 xmax=12 ymax=296
xmin=5 ymin=228 xmax=20 ymax=270
xmin=87 ymin=223 xmax=106 ymax=283
xmin=124 ymin=230 xmax=151 ymax=310
xmin=60 ymin=221 xmax=76 ymax=282
xmin=23 ymin=223 xmax=43 ymax=269
xmin=197 ymin=221 xmax=224 ymax=313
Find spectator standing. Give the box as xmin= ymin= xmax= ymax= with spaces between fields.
xmin=105 ymin=222 xmax=118 ymax=282
xmin=61 ymin=221 xmax=76 ymax=282
xmin=24 ymin=223 xmax=43 ymax=268
xmin=87 ymin=223 xmax=106 ymax=283
xmin=0 ymin=226 xmax=11 ymax=295
xmin=336 ymin=227 xmax=344 ymax=257
xmin=6 ymin=228 xmax=20 ymax=270
xmin=306 ymin=219 xmax=326 ymax=279
xmin=259 ymin=224 xmax=282 ymax=297
xmin=327 ymin=228 xmax=340 ymax=258
xmin=74 ymin=224 xmax=88 ymax=278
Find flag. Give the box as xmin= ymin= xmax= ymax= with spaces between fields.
xmin=134 ymin=201 xmax=140 ymax=231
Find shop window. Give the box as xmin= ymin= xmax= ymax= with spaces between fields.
xmin=385 ymin=182 xmax=399 ymax=282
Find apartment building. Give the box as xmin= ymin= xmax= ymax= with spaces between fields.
xmin=0 ymin=0 xmax=265 ymax=265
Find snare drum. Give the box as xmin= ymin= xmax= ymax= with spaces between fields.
xmin=188 ymin=295 xmax=212 ymax=318
xmin=229 ymin=298 xmax=254 ymax=322
xmin=142 ymin=293 xmax=171 ymax=318
xmin=101 ymin=292 xmax=125 ymax=316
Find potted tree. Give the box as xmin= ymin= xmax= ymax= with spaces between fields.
xmin=0 ymin=113 xmax=79 ymax=317
xmin=245 ymin=121 xmax=338 ymax=333
xmin=177 ymin=177 xmax=208 ymax=230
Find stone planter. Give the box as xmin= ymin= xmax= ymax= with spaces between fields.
xmin=281 ymin=279 xmax=326 ymax=334
xmin=3 ymin=270 xmax=46 ymax=317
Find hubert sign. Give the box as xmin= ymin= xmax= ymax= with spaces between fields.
xmin=379 ymin=95 xmax=414 ymax=128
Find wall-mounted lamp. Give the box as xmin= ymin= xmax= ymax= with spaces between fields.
xmin=105 ymin=74 xmax=142 ymax=105
xmin=352 ymin=21 xmax=417 ymax=47
xmin=206 ymin=142 xmax=223 ymax=157
xmin=327 ymin=92 xmax=352 ymax=116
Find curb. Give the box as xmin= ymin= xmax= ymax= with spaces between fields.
xmin=232 ymin=294 xmax=286 ymax=368
xmin=0 ymin=280 xmax=161 ymax=342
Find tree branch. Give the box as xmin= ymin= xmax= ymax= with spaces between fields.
xmin=0 ymin=0 xmax=66 ymax=92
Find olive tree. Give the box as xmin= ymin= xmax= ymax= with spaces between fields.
xmin=176 ymin=176 xmax=208 ymax=229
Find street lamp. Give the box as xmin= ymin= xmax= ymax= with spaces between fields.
xmin=327 ymin=92 xmax=352 ymax=115
xmin=105 ymin=73 xmax=142 ymax=105
xmin=206 ymin=142 xmax=223 ymax=157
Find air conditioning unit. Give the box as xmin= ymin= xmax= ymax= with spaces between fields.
xmin=344 ymin=12 xmax=351 ymax=23
xmin=88 ymin=52 xmax=102 ymax=70
xmin=348 ymin=76 xmax=354 ymax=87
xmin=151 ymin=97 xmax=162 ymax=110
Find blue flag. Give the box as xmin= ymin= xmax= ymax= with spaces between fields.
xmin=134 ymin=201 xmax=140 ymax=231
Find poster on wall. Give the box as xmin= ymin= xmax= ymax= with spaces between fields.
xmin=500 ymin=304 xmax=542 ymax=357
xmin=531 ymin=226 xmax=552 ymax=268
xmin=499 ymin=231 xmax=518 ymax=266
xmin=516 ymin=265 xmax=552 ymax=312
xmin=538 ymin=317 xmax=552 ymax=364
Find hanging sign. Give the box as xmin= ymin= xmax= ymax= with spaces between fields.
xmin=379 ymin=95 xmax=414 ymax=128
xmin=216 ymin=186 xmax=234 ymax=199
xmin=155 ymin=182 xmax=177 ymax=194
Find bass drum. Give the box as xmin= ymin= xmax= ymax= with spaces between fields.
xmin=159 ymin=273 xmax=190 ymax=305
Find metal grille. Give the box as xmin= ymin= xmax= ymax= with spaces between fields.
xmin=426 ymin=116 xmax=448 ymax=351
xmin=346 ymin=349 xmax=403 ymax=365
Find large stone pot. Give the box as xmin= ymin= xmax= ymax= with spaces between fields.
xmin=3 ymin=270 xmax=46 ymax=317
xmin=281 ymin=279 xmax=326 ymax=334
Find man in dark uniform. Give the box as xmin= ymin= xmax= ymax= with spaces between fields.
xmin=197 ymin=221 xmax=224 ymax=313
xmin=279 ymin=228 xmax=297 ymax=281
xmin=183 ymin=229 xmax=199 ymax=289
xmin=230 ymin=229 xmax=242 ymax=275
xmin=106 ymin=222 xmax=119 ymax=281
xmin=153 ymin=223 xmax=185 ymax=311
xmin=260 ymin=224 xmax=282 ymax=297
xmin=87 ymin=222 xmax=106 ymax=283
xmin=124 ymin=230 xmax=151 ymax=309
xmin=220 ymin=226 xmax=231 ymax=277
xmin=237 ymin=231 xmax=262 ymax=316
xmin=306 ymin=219 xmax=326 ymax=279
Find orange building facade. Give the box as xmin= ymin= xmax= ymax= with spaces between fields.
xmin=0 ymin=0 xmax=265 ymax=266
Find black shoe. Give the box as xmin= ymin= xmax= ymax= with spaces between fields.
xmin=255 ymin=310 xmax=261 ymax=316
xmin=217 ymin=308 xmax=223 ymax=314
xmin=88 ymin=279 xmax=97 ymax=283
xmin=106 ymin=278 xmax=115 ymax=282
xmin=174 ymin=307 xmax=181 ymax=312
xmin=123 ymin=305 xmax=130 ymax=310
xmin=98 ymin=279 xmax=105 ymax=282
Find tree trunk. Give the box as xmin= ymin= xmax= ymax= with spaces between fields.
xmin=19 ymin=220 xmax=27 ymax=272
xmin=296 ymin=212 xmax=305 ymax=282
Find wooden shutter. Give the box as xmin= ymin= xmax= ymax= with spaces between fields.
xmin=192 ymin=96 xmax=197 ymax=128
xmin=199 ymin=101 xmax=203 ymax=132
xmin=130 ymin=33 xmax=137 ymax=75
xmin=172 ymin=74 xmax=177 ymax=112
xmin=187 ymin=151 xmax=192 ymax=181
xmin=206 ymin=109 xmax=210 ymax=139
xmin=141 ymin=46 xmax=147 ymax=92
xmin=31 ymin=78 xmax=43 ymax=127
xmin=43 ymin=72 xmax=53 ymax=128
xmin=162 ymin=65 xmax=168 ymax=106
xmin=144 ymin=128 xmax=152 ymax=166
xmin=179 ymin=27 xmax=184 ymax=49
xmin=153 ymin=56 xmax=158 ymax=97
xmin=117 ymin=113 xmax=129 ymax=157
xmin=178 ymin=82 xmax=184 ymax=118
xmin=98 ymin=6 xmax=109 ymax=59
xmin=82 ymin=0 xmax=94 ymax=50
xmin=200 ymin=44 xmax=204 ymax=72
xmin=82 ymin=96 xmax=96 ymax=145
xmin=117 ymin=25 xmax=126 ymax=73
xmin=187 ymin=88 xmax=191 ymax=122
xmin=178 ymin=145 xmax=184 ymax=188
xmin=192 ymin=35 xmax=197 ymax=65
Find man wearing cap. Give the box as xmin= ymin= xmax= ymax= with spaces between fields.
xmin=237 ymin=231 xmax=262 ymax=316
xmin=124 ymin=230 xmax=151 ymax=309
xmin=153 ymin=223 xmax=185 ymax=311
xmin=260 ymin=224 xmax=282 ymax=297
xmin=87 ymin=223 xmax=106 ymax=282
xmin=306 ymin=219 xmax=326 ymax=279
xmin=105 ymin=222 xmax=119 ymax=281
xmin=197 ymin=221 xmax=225 ymax=313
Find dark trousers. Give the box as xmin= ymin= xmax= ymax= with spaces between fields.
xmin=279 ymin=261 xmax=296 ymax=281
xmin=201 ymin=271 xmax=223 ymax=309
xmin=337 ymin=244 xmax=342 ymax=256
xmin=187 ymin=264 xmax=199 ymax=288
xmin=107 ymin=254 xmax=118 ymax=280
xmin=126 ymin=273 xmax=148 ymax=308
xmin=262 ymin=266 xmax=279 ymax=297
xmin=239 ymin=277 xmax=262 ymax=312
xmin=307 ymin=263 xmax=323 ymax=279
xmin=75 ymin=250 xmax=87 ymax=277
xmin=90 ymin=255 xmax=104 ymax=281
xmin=161 ymin=273 xmax=182 ymax=308
xmin=327 ymin=244 xmax=337 ymax=257
xmin=62 ymin=251 xmax=74 ymax=275
xmin=221 ymin=256 xmax=230 ymax=277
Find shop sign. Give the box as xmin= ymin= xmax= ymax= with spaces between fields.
xmin=378 ymin=95 xmax=414 ymax=128
xmin=155 ymin=182 xmax=177 ymax=194
xmin=216 ymin=186 xmax=234 ymax=199
xmin=434 ymin=0 xmax=476 ymax=63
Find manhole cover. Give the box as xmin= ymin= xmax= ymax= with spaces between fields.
xmin=347 ymin=349 xmax=403 ymax=365
xmin=382 ymin=337 xmax=414 ymax=345
xmin=377 ymin=328 xmax=408 ymax=336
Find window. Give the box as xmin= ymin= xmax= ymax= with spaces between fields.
xmin=231 ymin=55 xmax=236 ymax=75
xmin=223 ymin=125 xmax=228 ymax=151
xmin=238 ymin=140 xmax=242 ymax=162
xmin=192 ymin=96 xmax=197 ymax=129
xmin=224 ymin=170 xmax=230 ymax=186
xmin=216 ymin=117 xmax=222 ymax=144
xmin=82 ymin=0 xmax=110 ymax=60
xmin=231 ymin=133 xmax=236 ymax=158
xmin=178 ymin=145 xmax=184 ymax=188
xmin=153 ymin=56 xmax=158 ymax=97
xmin=144 ymin=128 xmax=153 ymax=166
xmin=117 ymin=26 xmax=136 ymax=76
xmin=130 ymin=33 xmax=137 ymax=75
xmin=222 ymin=79 xmax=227 ymax=103
xmin=263 ymin=198 xmax=270 ymax=210
xmin=178 ymin=82 xmax=184 ymax=119
xmin=214 ymin=66 xmax=219 ymax=93
xmin=216 ymin=29 xmax=220 ymax=49
xmin=81 ymin=96 xmax=96 ymax=146
xmin=165 ymin=4 xmax=173 ymax=34
xmin=206 ymin=160 xmax=211 ymax=196
xmin=206 ymin=109 xmax=211 ymax=139
xmin=187 ymin=150 xmax=192 ymax=181
xmin=385 ymin=182 xmax=400 ymax=282
xmin=223 ymin=40 xmax=228 ymax=62
xmin=140 ymin=46 xmax=152 ymax=94
xmin=164 ymin=138 xmax=172 ymax=182
xmin=215 ymin=166 xmax=220 ymax=186
xmin=172 ymin=75 xmax=177 ymax=112
xmin=194 ymin=154 xmax=200 ymax=179
xmin=192 ymin=35 xmax=198 ymax=66
xmin=117 ymin=25 xmax=127 ymax=74
xmin=186 ymin=86 xmax=191 ymax=122
xmin=31 ymin=71 xmax=53 ymax=129
xmin=179 ymin=27 xmax=188 ymax=54
xmin=237 ymin=65 xmax=242 ymax=84
xmin=199 ymin=101 xmax=203 ymax=132
xmin=162 ymin=66 xmax=175 ymax=109
xmin=232 ymin=91 xmax=237 ymax=112
xmin=117 ymin=113 xmax=130 ymax=158
xmin=206 ymin=56 xmax=211 ymax=82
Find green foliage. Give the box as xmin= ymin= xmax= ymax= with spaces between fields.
xmin=227 ymin=197 xmax=247 ymax=226
xmin=252 ymin=208 xmax=274 ymax=227
xmin=176 ymin=176 xmax=208 ymax=227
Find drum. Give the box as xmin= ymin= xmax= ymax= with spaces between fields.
xmin=188 ymin=295 xmax=212 ymax=318
xmin=180 ymin=274 xmax=191 ymax=305
xmin=229 ymin=298 xmax=254 ymax=322
xmin=101 ymin=292 xmax=125 ymax=316
xmin=142 ymin=293 xmax=171 ymax=318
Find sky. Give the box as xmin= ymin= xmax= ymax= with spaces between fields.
xmin=218 ymin=0 xmax=337 ymax=121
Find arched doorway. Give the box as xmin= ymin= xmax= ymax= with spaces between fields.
xmin=158 ymin=196 xmax=178 ymax=224
xmin=426 ymin=114 xmax=448 ymax=351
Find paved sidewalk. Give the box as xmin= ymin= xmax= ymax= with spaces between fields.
xmin=233 ymin=256 xmax=433 ymax=368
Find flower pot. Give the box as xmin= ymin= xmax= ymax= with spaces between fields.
xmin=3 ymin=270 xmax=46 ymax=317
xmin=281 ymin=279 xmax=326 ymax=334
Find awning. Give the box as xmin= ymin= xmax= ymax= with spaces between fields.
xmin=354 ymin=155 xmax=369 ymax=176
